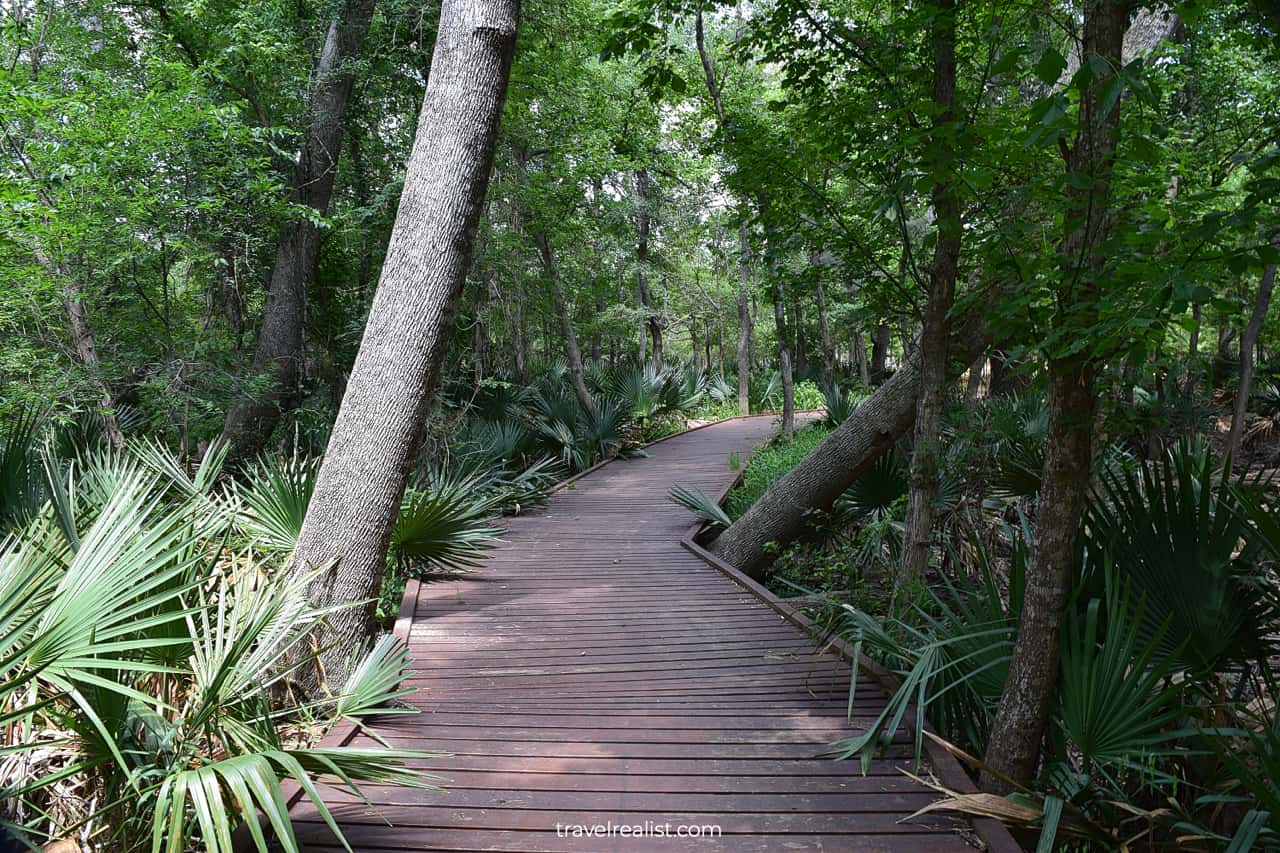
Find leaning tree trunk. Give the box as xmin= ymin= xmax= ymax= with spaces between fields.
xmin=222 ymin=0 xmax=378 ymax=461
xmin=709 ymin=317 xmax=989 ymax=578
xmin=983 ymin=0 xmax=1126 ymax=793
xmin=533 ymin=228 xmax=595 ymax=415
xmin=634 ymin=169 xmax=663 ymax=369
xmin=290 ymin=0 xmax=519 ymax=688
xmin=899 ymin=0 xmax=961 ymax=586
xmin=1227 ymin=259 xmax=1278 ymax=461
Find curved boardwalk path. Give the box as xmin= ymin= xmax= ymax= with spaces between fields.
xmin=293 ymin=416 xmax=984 ymax=852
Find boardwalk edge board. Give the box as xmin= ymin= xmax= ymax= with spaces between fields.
xmin=677 ymin=434 xmax=1023 ymax=853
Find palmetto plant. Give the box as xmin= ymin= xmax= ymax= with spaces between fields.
xmin=0 ymin=406 xmax=45 ymax=533
xmin=706 ymin=373 xmax=736 ymax=405
xmin=983 ymin=393 xmax=1049 ymax=501
xmin=820 ymin=381 xmax=863 ymax=427
xmin=0 ymin=447 xmax=438 ymax=852
xmin=827 ymin=524 xmax=1027 ymax=769
xmin=834 ymin=450 xmax=908 ymax=523
xmin=235 ymin=454 xmax=321 ymax=553
xmin=1085 ymin=439 xmax=1280 ymax=676
xmin=393 ymin=467 xmax=503 ymax=574
xmin=606 ymin=363 xmax=685 ymax=424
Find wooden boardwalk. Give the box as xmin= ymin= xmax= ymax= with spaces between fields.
xmin=292 ymin=416 xmax=1002 ymax=851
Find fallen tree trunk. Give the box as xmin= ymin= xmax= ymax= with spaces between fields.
xmin=709 ymin=315 xmax=989 ymax=579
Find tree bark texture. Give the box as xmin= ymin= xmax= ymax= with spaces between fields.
xmin=290 ymin=0 xmax=519 ymax=687
xmin=899 ymin=0 xmax=961 ymax=586
xmin=222 ymin=0 xmax=378 ymax=460
xmin=983 ymin=0 xmax=1126 ymax=792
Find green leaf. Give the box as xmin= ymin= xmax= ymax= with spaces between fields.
xmin=1034 ymin=48 xmax=1067 ymax=85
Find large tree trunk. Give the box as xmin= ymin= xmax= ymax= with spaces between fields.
xmin=899 ymin=0 xmax=961 ymax=586
xmin=223 ymin=0 xmax=378 ymax=460
xmin=634 ymin=169 xmax=663 ymax=369
xmin=290 ymin=0 xmax=518 ymax=687
xmin=533 ymin=228 xmax=595 ymax=415
xmin=1227 ymin=260 xmax=1278 ymax=461
xmin=709 ymin=317 xmax=989 ymax=578
xmin=983 ymin=0 xmax=1126 ymax=792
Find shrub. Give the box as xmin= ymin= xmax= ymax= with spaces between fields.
xmin=0 ymin=443 xmax=436 ymax=853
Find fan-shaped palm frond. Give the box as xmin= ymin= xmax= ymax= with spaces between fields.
xmin=0 ymin=406 xmax=45 ymax=532
xmin=836 ymin=450 xmax=908 ymax=523
xmin=668 ymin=483 xmax=733 ymax=528
xmin=1086 ymin=439 xmax=1280 ymax=675
xmin=392 ymin=468 xmax=501 ymax=574
xmin=235 ymin=455 xmax=321 ymax=553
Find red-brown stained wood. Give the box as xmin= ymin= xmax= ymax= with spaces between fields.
xmin=292 ymin=416 xmax=983 ymax=851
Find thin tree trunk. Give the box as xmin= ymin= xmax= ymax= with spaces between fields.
xmin=899 ymin=0 xmax=961 ymax=586
xmin=61 ymin=275 xmax=125 ymax=448
xmin=695 ymin=7 xmax=751 ymax=414
xmin=634 ymin=169 xmax=662 ymax=369
xmin=737 ymin=229 xmax=752 ymax=414
xmin=1184 ymin=303 xmax=1201 ymax=397
xmin=815 ymin=276 xmax=834 ymax=386
xmin=965 ymin=355 xmax=985 ymax=405
xmin=533 ymin=229 xmax=594 ymax=414
xmin=709 ymin=315 xmax=990 ymax=577
xmin=590 ymin=294 xmax=603 ymax=361
xmin=792 ymin=299 xmax=807 ymax=378
xmin=290 ymin=0 xmax=518 ymax=688
xmin=871 ymin=321 xmax=891 ymax=378
xmin=770 ymin=255 xmax=795 ymax=437
xmin=223 ymin=0 xmax=378 ymax=460
xmin=983 ymin=0 xmax=1126 ymax=792
xmin=854 ymin=328 xmax=870 ymax=385
xmin=691 ymin=313 xmax=702 ymax=369
xmin=1227 ymin=260 xmax=1278 ymax=461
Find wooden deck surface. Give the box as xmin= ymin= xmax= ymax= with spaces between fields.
xmin=292 ymin=416 xmax=987 ymax=851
